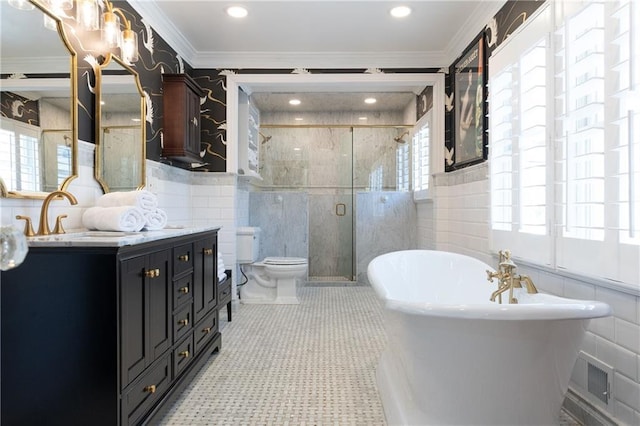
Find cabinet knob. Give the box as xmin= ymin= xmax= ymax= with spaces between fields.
xmin=145 ymin=269 xmax=156 ymax=278
xmin=202 ymin=327 xmax=211 ymax=334
xmin=154 ymin=269 xmax=160 ymax=277
xmin=203 ymin=248 xmax=213 ymax=256
xmin=179 ymin=286 xmax=189 ymax=294
xmin=178 ymin=318 xmax=189 ymax=326
xmin=144 ymin=384 xmax=156 ymax=394
xmin=178 ymin=254 xmax=189 ymax=262
xmin=179 ymin=350 xmax=190 ymax=358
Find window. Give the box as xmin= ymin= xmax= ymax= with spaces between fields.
xmin=413 ymin=115 xmax=431 ymax=192
xmin=489 ymin=0 xmax=639 ymax=286
xmin=396 ymin=141 xmax=410 ymax=191
xmin=0 ymin=117 xmax=41 ymax=192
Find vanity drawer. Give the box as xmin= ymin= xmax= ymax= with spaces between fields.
xmin=173 ymin=304 xmax=193 ymax=342
xmin=194 ymin=310 xmax=217 ymax=354
xmin=173 ymin=243 xmax=194 ymax=277
xmin=122 ymin=354 xmax=171 ymax=426
xmin=173 ymin=333 xmax=194 ymax=378
xmin=173 ymin=274 xmax=193 ymax=309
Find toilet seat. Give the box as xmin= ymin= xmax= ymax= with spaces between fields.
xmin=263 ymin=257 xmax=307 ymax=265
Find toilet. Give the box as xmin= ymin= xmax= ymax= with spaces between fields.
xmin=236 ymin=227 xmax=307 ymax=304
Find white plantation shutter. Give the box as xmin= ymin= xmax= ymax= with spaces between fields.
xmin=413 ymin=118 xmax=431 ymax=192
xmin=489 ymin=0 xmax=639 ymax=286
xmin=489 ymin=3 xmax=552 ymax=265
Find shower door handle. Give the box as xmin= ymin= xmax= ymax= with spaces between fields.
xmin=335 ymin=203 xmax=346 ymax=216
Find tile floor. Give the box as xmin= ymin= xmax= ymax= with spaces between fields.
xmin=159 ymin=286 xmax=580 ymax=425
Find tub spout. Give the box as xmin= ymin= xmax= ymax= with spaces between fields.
xmin=487 ymin=250 xmax=538 ymax=304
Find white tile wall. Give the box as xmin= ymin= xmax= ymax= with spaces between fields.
xmin=425 ymin=166 xmax=640 ymax=424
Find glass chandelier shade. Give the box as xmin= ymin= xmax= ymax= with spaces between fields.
xmin=120 ymin=28 xmax=139 ymax=63
xmin=101 ymin=10 xmax=121 ymax=49
xmin=76 ymin=0 xmax=100 ymax=31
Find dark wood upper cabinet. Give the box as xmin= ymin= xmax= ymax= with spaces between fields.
xmin=162 ymin=74 xmax=206 ymax=163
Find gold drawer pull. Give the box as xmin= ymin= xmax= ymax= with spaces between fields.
xmin=178 ymin=254 xmax=189 ymax=262
xmin=144 ymin=384 xmax=156 ymax=394
xmin=202 ymin=327 xmax=211 ymax=334
xmin=178 ymin=318 xmax=189 ymax=326
xmin=203 ymin=248 xmax=213 ymax=255
xmin=179 ymin=350 xmax=190 ymax=358
xmin=145 ymin=269 xmax=160 ymax=278
xmin=179 ymin=286 xmax=189 ymax=294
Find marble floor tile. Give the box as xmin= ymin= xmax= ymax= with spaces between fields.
xmin=159 ymin=287 xmax=580 ymax=425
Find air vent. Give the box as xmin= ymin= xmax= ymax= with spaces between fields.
xmin=587 ymin=362 xmax=610 ymax=404
xmin=579 ymin=352 xmax=613 ymax=407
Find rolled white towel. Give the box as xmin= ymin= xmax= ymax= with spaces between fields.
xmin=82 ymin=206 xmax=145 ymax=232
xmin=143 ymin=209 xmax=168 ymax=230
xmin=96 ymin=190 xmax=158 ymax=211
xmin=218 ymin=271 xmax=227 ymax=282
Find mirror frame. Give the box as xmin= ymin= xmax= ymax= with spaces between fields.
xmin=95 ymin=53 xmax=146 ymax=193
xmin=0 ymin=0 xmax=78 ymax=199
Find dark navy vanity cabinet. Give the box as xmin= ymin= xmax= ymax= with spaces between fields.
xmin=1 ymin=229 xmax=225 ymax=425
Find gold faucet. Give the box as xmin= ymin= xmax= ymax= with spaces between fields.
xmin=36 ymin=190 xmax=78 ymax=236
xmin=486 ymin=250 xmax=538 ymax=304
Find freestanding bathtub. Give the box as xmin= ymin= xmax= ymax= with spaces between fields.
xmin=367 ymin=250 xmax=611 ymax=426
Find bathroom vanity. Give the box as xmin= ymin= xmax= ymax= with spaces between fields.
xmin=1 ymin=227 xmax=225 ymax=425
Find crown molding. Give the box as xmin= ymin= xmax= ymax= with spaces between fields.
xmin=444 ymin=1 xmax=505 ymax=65
xmin=127 ymin=0 xmax=198 ymax=66
xmin=190 ymin=50 xmax=449 ymax=70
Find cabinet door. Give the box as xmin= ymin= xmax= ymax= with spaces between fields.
xmin=121 ymin=249 xmax=171 ymax=388
xmin=186 ymin=88 xmax=201 ymax=157
xmin=193 ymin=237 xmax=217 ymax=323
xmin=148 ymin=250 xmax=171 ymax=360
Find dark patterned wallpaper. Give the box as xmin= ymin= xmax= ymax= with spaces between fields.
xmin=0 ymin=92 xmax=39 ymax=126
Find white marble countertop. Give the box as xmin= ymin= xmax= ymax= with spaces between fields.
xmin=26 ymin=225 xmax=222 ymax=247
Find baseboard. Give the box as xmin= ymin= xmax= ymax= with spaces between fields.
xmin=563 ymin=388 xmax=619 ymax=426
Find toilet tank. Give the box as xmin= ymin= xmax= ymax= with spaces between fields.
xmin=236 ymin=227 xmax=260 ymax=264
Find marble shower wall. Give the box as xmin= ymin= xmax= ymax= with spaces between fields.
xmin=249 ymin=191 xmax=309 ymax=261
xmin=356 ymin=191 xmax=417 ymax=285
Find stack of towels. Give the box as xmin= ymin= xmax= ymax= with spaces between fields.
xmin=217 ymin=251 xmax=227 ymax=282
xmin=82 ymin=190 xmax=168 ymax=232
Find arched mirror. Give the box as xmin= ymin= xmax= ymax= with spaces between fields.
xmin=0 ymin=0 xmax=78 ymax=198
xmin=95 ymin=54 xmax=145 ymax=193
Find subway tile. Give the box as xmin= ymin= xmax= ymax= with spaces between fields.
xmin=596 ymin=336 xmax=638 ymax=381
xmin=615 ymin=319 xmax=640 ymax=355
xmin=564 ymin=279 xmax=596 ymax=300
xmin=613 ymin=400 xmax=640 ymax=426
xmin=538 ymin=271 xmax=564 ymax=296
xmin=613 ymin=372 xmax=640 ymax=412
xmin=596 ymin=287 xmax=638 ymax=324
xmin=588 ymin=316 xmax=615 ymax=341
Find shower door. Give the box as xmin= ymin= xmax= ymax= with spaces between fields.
xmin=308 ymin=127 xmax=354 ymax=281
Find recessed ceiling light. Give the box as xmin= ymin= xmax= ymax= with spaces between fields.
xmin=226 ymin=6 xmax=248 ymax=18
xmin=294 ymin=117 xmax=304 ymax=121
xmin=390 ymin=6 xmax=411 ymax=18
xmin=289 ymin=99 xmax=301 ymax=106
xmin=364 ymin=98 xmax=377 ymax=104
xmin=359 ymin=116 xmax=368 ymax=120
